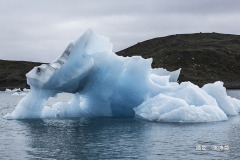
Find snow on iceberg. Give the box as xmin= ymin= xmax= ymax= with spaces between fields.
xmin=3 ymin=29 xmax=240 ymax=122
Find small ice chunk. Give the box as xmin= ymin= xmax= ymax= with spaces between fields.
xmin=5 ymin=89 xmax=12 ymax=92
xmin=12 ymin=88 xmax=21 ymax=92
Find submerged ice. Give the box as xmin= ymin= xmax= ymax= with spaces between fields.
xmin=4 ymin=29 xmax=240 ymax=122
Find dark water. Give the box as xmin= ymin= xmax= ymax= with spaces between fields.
xmin=1 ymin=90 xmax=240 ymax=159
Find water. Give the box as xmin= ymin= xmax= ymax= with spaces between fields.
xmin=1 ymin=90 xmax=240 ymax=159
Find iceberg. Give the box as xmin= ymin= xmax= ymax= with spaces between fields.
xmin=4 ymin=29 xmax=240 ymax=122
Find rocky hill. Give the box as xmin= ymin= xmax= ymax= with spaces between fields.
xmin=116 ymin=32 xmax=240 ymax=88
xmin=0 ymin=60 xmax=42 ymax=91
xmin=1 ymin=32 xmax=240 ymax=90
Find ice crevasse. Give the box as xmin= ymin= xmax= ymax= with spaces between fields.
xmin=4 ymin=29 xmax=240 ymax=122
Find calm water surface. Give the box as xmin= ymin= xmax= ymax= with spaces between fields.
xmin=1 ymin=90 xmax=240 ymax=159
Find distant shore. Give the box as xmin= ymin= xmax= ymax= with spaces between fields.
xmin=1 ymin=82 xmax=240 ymax=91
xmin=185 ymin=81 xmax=240 ymax=89
xmin=0 ymin=87 xmax=30 ymax=91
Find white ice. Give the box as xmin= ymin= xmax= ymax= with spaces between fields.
xmin=5 ymin=88 xmax=21 ymax=92
xmin=4 ymin=29 xmax=240 ymax=122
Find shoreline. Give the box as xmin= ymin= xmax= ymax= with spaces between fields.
xmin=0 ymin=87 xmax=29 ymax=91
xmin=1 ymin=83 xmax=240 ymax=91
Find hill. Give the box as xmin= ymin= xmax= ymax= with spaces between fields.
xmin=116 ymin=32 xmax=240 ymax=88
xmin=0 ymin=60 xmax=42 ymax=91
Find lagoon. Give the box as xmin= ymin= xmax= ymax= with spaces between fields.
xmin=1 ymin=90 xmax=240 ymax=159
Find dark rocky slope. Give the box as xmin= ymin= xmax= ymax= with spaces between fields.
xmin=116 ymin=32 xmax=240 ymax=88
xmin=0 ymin=60 xmax=42 ymax=91
xmin=1 ymin=32 xmax=240 ymax=90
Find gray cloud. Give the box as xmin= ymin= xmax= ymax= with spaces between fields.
xmin=0 ymin=0 xmax=240 ymax=62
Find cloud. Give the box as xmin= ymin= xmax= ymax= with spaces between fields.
xmin=0 ymin=0 xmax=240 ymax=62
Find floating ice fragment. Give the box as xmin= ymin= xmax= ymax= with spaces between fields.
xmin=12 ymin=88 xmax=21 ymax=92
xmin=5 ymin=88 xmax=21 ymax=92
xmin=5 ymin=89 xmax=12 ymax=92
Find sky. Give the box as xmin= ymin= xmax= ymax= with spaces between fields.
xmin=0 ymin=0 xmax=240 ymax=63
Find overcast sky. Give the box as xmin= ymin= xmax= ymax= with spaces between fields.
xmin=0 ymin=0 xmax=240 ymax=62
